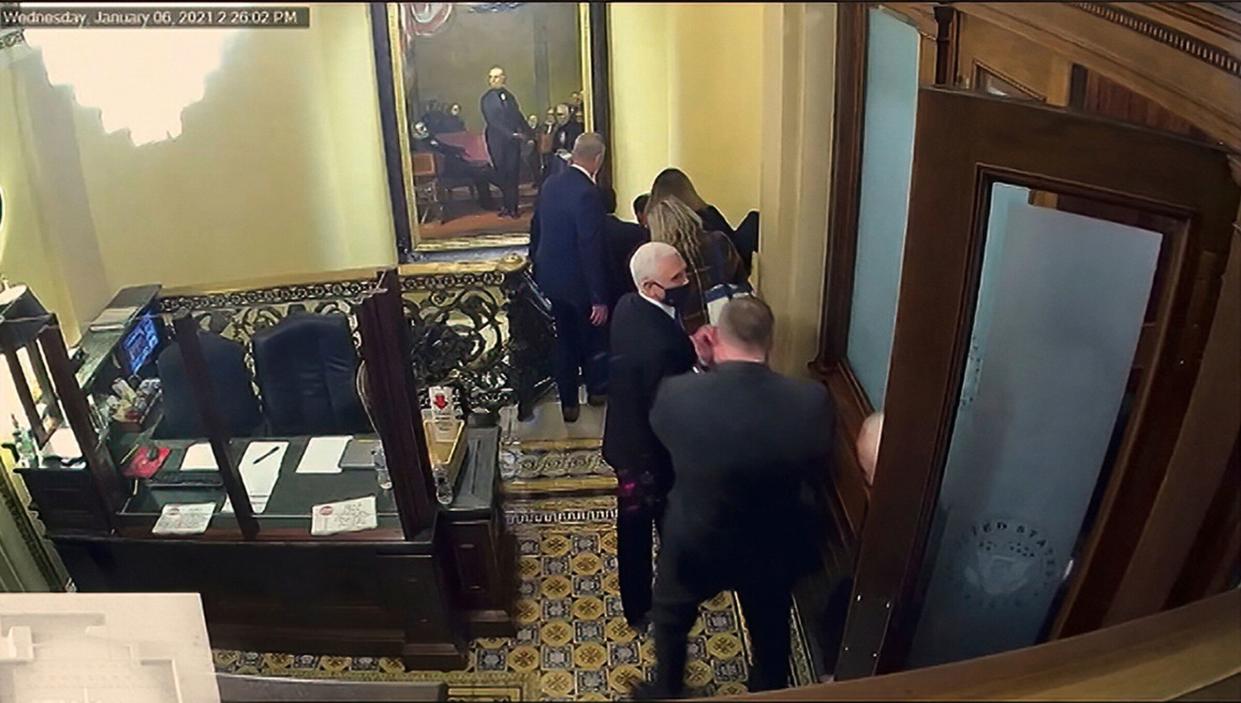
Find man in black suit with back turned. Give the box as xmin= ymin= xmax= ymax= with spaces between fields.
xmin=481 ymin=66 xmax=533 ymax=217
xmin=639 ymin=296 xmax=833 ymax=698
xmin=600 ymin=186 xmax=650 ymax=311
xmin=529 ymin=133 xmax=611 ymax=423
xmin=602 ymin=241 xmax=699 ymax=628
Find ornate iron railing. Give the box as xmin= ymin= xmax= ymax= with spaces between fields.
xmin=157 ymin=257 xmax=554 ymax=416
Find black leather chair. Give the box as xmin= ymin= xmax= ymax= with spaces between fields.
xmin=251 ymin=313 xmax=369 ymax=436
xmin=156 ymin=330 xmax=262 ymax=439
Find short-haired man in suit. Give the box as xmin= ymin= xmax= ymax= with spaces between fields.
xmin=481 ymin=66 xmax=533 ymax=217
xmin=602 ymin=242 xmax=698 ymax=628
xmin=600 ymin=187 xmax=650 ymax=311
xmin=633 ymin=193 xmax=651 ymax=230
xmin=529 ymin=133 xmax=611 ymax=423
xmin=639 ymin=296 xmax=833 ymax=697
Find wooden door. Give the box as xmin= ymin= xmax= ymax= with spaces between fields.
xmin=834 ymin=87 xmax=1240 ymax=678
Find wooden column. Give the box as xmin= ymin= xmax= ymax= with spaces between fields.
xmin=36 ymin=318 xmax=123 ymax=527
xmin=814 ymin=2 xmax=868 ymax=370
xmin=932 ymin=4 xmax=960 ymax=86
xmin=171 ymin=312 xmax=259 ymax=539
xmin=357 ymin=269 xmax=437 ymax=540
xmin=3 ymin=346 xmax=48 ymax=446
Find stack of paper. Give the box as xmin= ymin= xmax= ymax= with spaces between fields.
xmin=310 ymin=496 xmax=378 ymax=536
xmin=295 ymin=436 xmax=350 ymax=474
xmin=220 ymin=441 xmax=287 ymax=514
xmin=180 ymin=443 xmax=217 ymax=470
xmin=152 ymin=503 xmax=215 ymax=535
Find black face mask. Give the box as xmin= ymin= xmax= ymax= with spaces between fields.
xmin=656 ymin=282 xmax=691 ymax=309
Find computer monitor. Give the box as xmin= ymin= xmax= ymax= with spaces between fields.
xmin=118 ymin=315 xmax=161 ymax=377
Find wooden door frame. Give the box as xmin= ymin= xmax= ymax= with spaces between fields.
xmin=833 ymin=87 xmax=1240 ymax=679
xmin=812 ymin=1 xmax=960 ymax=560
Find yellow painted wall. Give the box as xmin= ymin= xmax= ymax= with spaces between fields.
xmin=609 ymin=3 xmax=671 ymax=220
xmin=757 ymin=4 xmax=836 ymax=377
xmin=610 ymin=2 xmax=830 ymax=377
xmin=0 ymin=4 xmax=396 ymax=342
xmin=76 ymin=4 xmax=397 ymax=294
xmin=609 ymin=3 xmax=764 ymax=227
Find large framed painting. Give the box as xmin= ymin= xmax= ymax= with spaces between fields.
xmin=370 ymin=2 xmax=611 ymax=260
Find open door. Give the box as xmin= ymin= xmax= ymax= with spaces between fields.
xmin=835 ymin=87 xmax=1240 ymax=678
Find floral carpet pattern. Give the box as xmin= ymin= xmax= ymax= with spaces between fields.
xmin=500 ymin=447 xmax=613 ymax=481
xmin=214 ymin=496 xmax=813 ymax=700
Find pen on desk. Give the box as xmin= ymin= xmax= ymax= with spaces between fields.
xmin=251 ymin=446 xmax=279 ymax=464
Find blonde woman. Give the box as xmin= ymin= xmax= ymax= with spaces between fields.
xmin=650 ymin=168 xmax=735 ymax=241
xmin=646 ymin=197 xmax=747 ymax=333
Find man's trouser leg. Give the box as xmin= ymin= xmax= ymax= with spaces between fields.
xmin=549 ymin=299 xmax=583 ymax=408
xmin=650 ymin=596 xmax=699 ymax=697
xmin=616 ymin=501 xmax=657 ymax=624
xmin=737 ymin=582 xmax=793 ymax=692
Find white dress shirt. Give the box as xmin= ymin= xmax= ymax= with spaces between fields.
xmin=638 ymin=292 xmax=677 ymax=319
xmin=571 ymin=163 xmax=596 ymax=184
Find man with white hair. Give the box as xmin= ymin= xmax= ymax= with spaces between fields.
xmin=480 ymin=65 xmax=532 ymax=217
xmin=601 ymin=241 xmax=699 ymax=629
xmin=529 ymin=133 xmax=611 ymax=422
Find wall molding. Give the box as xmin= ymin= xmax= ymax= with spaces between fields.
xmin=1072 ymin=2 xmax=1241 ymax=78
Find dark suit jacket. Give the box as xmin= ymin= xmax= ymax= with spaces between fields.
xmin=480 ymin=87 xmax=528 ymax=137
xmin=480 ymin=87 xmax=530 ymax=161
xmin=551 ymin=121 xmax=583 ymax=152
xmin=529 ymin=168 xmax=609 ymax=308
xmin=602 ymin=216 xmax=649 ymax=308
xmin=697 ymin=205 xmax=734 ymax=239
xmin=603 ymin=293 xmax=696 ymax=502
xmin=651 ymin=362 xmax=834 ymax=599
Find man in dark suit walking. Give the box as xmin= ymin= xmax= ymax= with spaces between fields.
xmin=600 ymin=187 xmax=650 ymax=311
xmin=641 ymin=296 xmax=833 ymax=698
xmin=529 ymin=133 xmax=610 ymax=423
xmin=481 ymin=66 xmax=533 ymax=217
xmin=602 ymin=242 xmax=698 ymax=628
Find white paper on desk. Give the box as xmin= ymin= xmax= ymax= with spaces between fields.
xmin=310 ymin=495 xmax=378 ymax=536
xmin=240 ymin=440 xmax=285 ymax=508
xmin=181 ymin=442 xmax=218 ymax=471
xmin=152 ymin=502 xmax=215 ymax=535
xmin=296 ymin=436 xmax=350 ymax=474
xmin=46 ymin=426 xmax=81 ymax=459
xmin=219 ymin=495 xmax=270 ymax=514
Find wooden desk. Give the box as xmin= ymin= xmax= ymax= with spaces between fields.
xmin=47 ymin=427 xmax=514 ymax=669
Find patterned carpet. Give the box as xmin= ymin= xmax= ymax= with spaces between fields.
xmin=499 ymin=446 xmax=616 ymax=496
xmin=214 ymin=495 xmax=813 ymax=700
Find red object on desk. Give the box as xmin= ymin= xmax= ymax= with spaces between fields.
xmin=125 ymin=446 xmax=170 ymax=479
xmin=436 ymin=131 xmax=491 ymax=165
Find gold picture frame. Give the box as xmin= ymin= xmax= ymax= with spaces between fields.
xmin=369 ymin=2 xmax=612 ymax=260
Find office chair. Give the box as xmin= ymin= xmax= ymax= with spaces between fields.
xmin=156 ymin=329 xmax=262 ymax=439
xmin=251 ymin=313 xmax=369 ymax=436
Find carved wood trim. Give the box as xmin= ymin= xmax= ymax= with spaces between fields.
xmin=933 ymin=4 xmax=960 ymax=86
xmin=815 ymin=3 xmax=868 ymax=368
xmin=1072 ymin=2 xmax=1241 ymax=77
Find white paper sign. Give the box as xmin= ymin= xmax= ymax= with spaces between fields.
xmin=152 ymin=503 xmax=215 ymax=535
xmin=180 ymin=443 xmax=218 ymax=471
xmin=219 ymin=441 xmax=287 ymax=514
xmin=310 ymin=496 xmax=378 ymax=536
xmin=296 ymin=436 xmax=350 ymax=474
xmin=428 ymin=386 xmax=456 ymax=421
